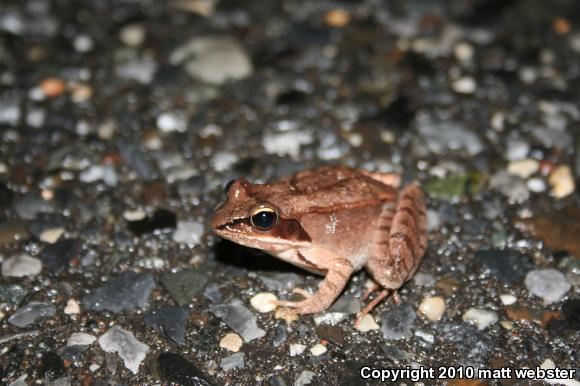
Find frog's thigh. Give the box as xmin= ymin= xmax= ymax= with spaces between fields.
xmin=366 ymin=184 xmax=427 ymax=289
xmin=290 ymin=248 xmax=354 ymax=313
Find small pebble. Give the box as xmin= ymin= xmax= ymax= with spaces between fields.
xmin=527 ymin=177 xmax=547 ymax=193
xmin=452 ymin=76 xmax=477 ymax=94
xmin=525 ymin=269 xmax=571 ymax=304
xmin=462 ymin=308 xmax=498 ymax=330
xmin=219 ymin=333 xmax=243 ymax=352
xmin=250 ymin=292 xmax=278 ymax=313
xmin=172 ymin=221 xmax=204 ymax=245
xmin=549 ymin=165 xmax=575 ymax=198
xmin=289 ymin=343 xmax=306 ymax=356
xmin=64 ymin=299 xmax=80 ymax=315
xmin=73 ymin=35 xmax=93 ymax=52
xmin=123 ymin=209 xmax=146 ymax=221
xmin=39 ymin=227 xmax=64 ymax=244
xmin=41 ymin=78 xmax=66 ymax=98
xmin=67 ymin=332 xmax=96 ymax=346
xmin=262 ymin=131 xmax=313 ymax=159
xmin=309 ymin=343 xmax=327 ymax=356
xmin=381 ymin=303 xmax=416 ymax=340
xmin=8 ymin=302 xmax=56 ymax=327
xmin=220 ymin=352 xmax=245 ymax=371
xmin=499 ymin=294 xmax=517 ymax=305
xmin=294 ymin=370 xmax=315 ymax=386
xmin=120 ymin=24 xmax=146 ymax=47
xmin=2 ymin=254 xmax=42 ymax=277
xmin=507 ymin=159 xmax=539 ymax=179
xmin=324 ymin=9 xmax=350 ymax=28
xmin=454 ymin=42 xmax=474 ymax=62
xmin=98 ymin=325 xmax=149 ymax=374
xmin=157 ymin=112 xmax=186 ymax=133
xmin=355 ymin=314 xmax=379 ymax=332
xmin=418 ymin=296 xmax=445 ymax=321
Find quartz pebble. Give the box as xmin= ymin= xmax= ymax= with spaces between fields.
xmin=294 ymin=370 xmax=315 ymax=386
xmin=8 ymin=302 xmax=56 ymax=327
xmin=172 ymin=221 xmax=204 ymax=245
xmin=67 ymin=332 xmax=96 ymax=346
xmin=120 ymin=24 xmax=146 ymax=47
xmin=381 ymin=303 xmax=416 ymax=340
xmin=462 ymin=308 xmax=498 ymax=330
xmin=219 ymin=333 xmax=243 ymax=352
xmin=2 ymin=254 xmax=42 ymax=277
xmin=355 ymin=314 xmax=379 ymax=332
xmin=418 ymin=296 xmax=445 ymax=321
xmin=309 ymin=343 xmax=327 ymax=356
xmin=210 ymin=300 xmax=266 ymax=342
xmin=220 ymin=352 xmax=245 ymax=371
xmin=549 ymin=165 xmax=575 ymax=198
xmin=507 ymin=159 xmax=539 ymax=178
xmin=250 ymin=292 xmax=278 ymax=313
xmin=82 ymin=272 xmax=155 ymax=313
xmin=98 ymin=325 xmax=149 ymax=374
xmin=170 ymin=36 xmax=253 ymax=85
xmin=525 ymin=269 xmax=571 ymax=304
xmin=289 ymin=344 xmax=306 ymax=356
xmin=499 ymin=294 xmax=517 ymax=305
xmin=64 ymin=299 xmax=80 ymax=315
xmin=452 ymin=76 xmax=477 ymax=94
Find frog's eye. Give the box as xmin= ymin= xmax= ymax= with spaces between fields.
xmin=250 ymin=207 xmax=278 ymax=230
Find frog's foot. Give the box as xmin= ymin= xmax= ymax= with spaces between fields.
xmin=355 ymin=289 xmax=396 ymax=327
xmin=276 ymin=298 xmax=328 ymax=314
xmin=361 ymin=281 xmax=380 ymax=301
xmin=291 ymin=287 xmax=312 ymax=299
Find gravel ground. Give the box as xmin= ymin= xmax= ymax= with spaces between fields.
xmin=0 ymin=0 xmax=579 ymax=385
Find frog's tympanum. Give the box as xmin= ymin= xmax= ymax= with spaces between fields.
xmin=211 ymin=166 xmax=427 ymax=318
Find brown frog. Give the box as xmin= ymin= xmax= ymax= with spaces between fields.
xmin=211 ymin=166 xmax=427 ymax=318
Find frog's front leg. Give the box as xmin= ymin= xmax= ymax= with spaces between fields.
xmin=278 ymin=249 xmax=354 ymax=314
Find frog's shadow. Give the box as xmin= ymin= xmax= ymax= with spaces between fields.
xmin=213 ymin=239 xmax=308 ymax=275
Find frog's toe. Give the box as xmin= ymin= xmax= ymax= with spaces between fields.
xmin=291 ymin=287 xmax=312 ymax=299
xmin=276 ymin=299 xmax=322 ymax=314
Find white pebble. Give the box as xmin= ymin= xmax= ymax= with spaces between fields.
xmin=123 ymin=209 xmax=146 ymax=221
xmin=527 ymin=177 xmax=547 ymax=193
xmin=289 ymin=343 xmax=306 ymax=356
xmin=262 ymin=131 xmax=313 ymax=159
xmin=549 ymin=165 xmax=575 ymax=198
xmin=120 ymin=24 xmax=146 ymax=47
xmin=462 ymin=308 xmax=498 ymax=330
xmin=355 ymin=314 xmax=379 ymax=332
xmin=210 ymin=151 xmax=238 ymax=172
xmin=499 ymin=294 xmax=517 ymax=305
xmin=2 ymin=254 xmax=42 ymax=278
xmin=157 ymin=112 xmax=186 ymax=133
xmin=250 ymin=292 xmax=278 ymax=313
xmin=418 ymin=296 xmax=445 ymax=321
xmin=454 ymin=42 xmax=474 ymax=62
xmin=40 ymin=227 xmax=64 ymax=244
xmin=309 ymin=343 xmax=327 ymax=356
xmin=452 ymin=76 xmax=477 ymax=94
xmin=98 ymin=325 xmax=149 ymax=374
xmin=67 ymin=332 xmax=96 ymax=346
xmin=89 ymin=363 xmax=101 ymax=372
xmin=540 ymin=359 xmax=580 ymax=386
xmin=64 ymin=299 xmax=81 ymax=315
xmin=219 ymin=333 xmax=243 ymax=352
xmin=507 ymin=159 xmax=539 ymax=179
xmin=74 ymin=35 xmax=94 ymax=52
xmin=525 ymin=269 xmax=571 ymax=304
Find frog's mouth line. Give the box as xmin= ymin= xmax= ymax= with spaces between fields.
xmin=214 ymin=216 xmax=312 ymax=244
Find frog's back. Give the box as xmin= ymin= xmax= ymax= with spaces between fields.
xmin=252 ymin=166 xmax=397 ymax=218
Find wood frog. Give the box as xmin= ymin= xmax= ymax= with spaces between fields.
xmin=211 ymin=166 xmax=427 ymax=317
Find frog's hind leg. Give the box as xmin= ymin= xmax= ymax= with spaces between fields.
xmin=361 ymin=184 xmax=427 ymax=316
